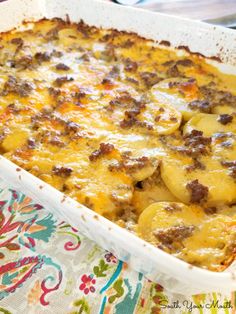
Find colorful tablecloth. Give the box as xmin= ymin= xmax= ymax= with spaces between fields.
xmin=0 ymin=179 xmax=235 ymax=314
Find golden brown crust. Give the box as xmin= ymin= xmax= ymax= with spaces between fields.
xmin=0 ymin=18 xmax=235 ymax=272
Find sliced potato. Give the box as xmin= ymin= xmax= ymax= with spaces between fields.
xmin=213 ymin=105 xmax=236 ymax=115
xmin=150 ymin=78 xmax=201 ymax=120
xmin=181 ymin=214 xmax=236 ymax=271
xmin=138 ymin=201 xmax=205 ymax=245
xmin=137 ymin=101 xmax=182 ymax=135
xmin=132 ymin=180 xmax=178 ymax=215
xmin=161 ymin=154 xmax=236 ymax=205
xmin=184 ymin=113 xmax=236 ymax=137
xmin=138 ymin=201 xmax=236 ymax=270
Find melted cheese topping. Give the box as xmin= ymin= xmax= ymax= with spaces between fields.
xmin=0 ymin=19 xmax=235 ymax=271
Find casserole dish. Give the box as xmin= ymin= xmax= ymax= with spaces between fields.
xmin=0 ymin=0 xmax=236 ymax=294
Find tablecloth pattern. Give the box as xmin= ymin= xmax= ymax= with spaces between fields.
xmin=0 ymin=181 xmax=235 ymax=314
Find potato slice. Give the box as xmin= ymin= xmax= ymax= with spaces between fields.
xmin=184 ymin=113 xmax=236 ymax=137
xmin=133 ymin=180 xmax=178 ymax=215
xmin=111 ymin=100 xmax=182 ymax=135
xmin=137 ymin=101 xmax=182 ymax=135
xmin=213 ymin=105 xmax=236 ymax=115
xmin=138 ymin=202 xmax=205 ymax=246
xmin=181 ymin=214 xmax=236 ymax=271
xmin=138 ymin=202 xmax=236 ymax=270
xmin=161 ymin=154 xmax=236 ymax=205
xmin=150 ymin=78 xmax=201 ymax=120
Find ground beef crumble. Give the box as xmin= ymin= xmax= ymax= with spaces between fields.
xmin=188 ymin=100 xmax=212 ymax=113
xmin=139 ymin=71 xmax=162 ymax=88
xmin=54 ymin=76 xmax=74 ymax=87
xmin=204 ymin=207 xmax=217 ymax=215
xmin=34 ymin=51 xmax=51 ymax=63
xmin=185 ymin=158 xmax=205 ymax=172
xmin=186 ymin=179 xmax=208 ymax=203
xmin=200 ymin=83 xmax=236 ymax=107
xmin=55 ymin=63 xmax=70 ymax=71
xmin=89 ymin=143 xmax=115 ymax=161
xmin=109 ymin=155 xmax=150 ymax=173
xmin=2 ymin=76 xmax=35 ymax=97
xmin=11 ymin=37 xmax=24 ymax=46
xmin=124 ymin=58 xmax=138 ymax=72
xmin=154 ymin=225 xmax=195 ymax=247
xmin=183 ymin=130 xmax=212 ymax=157
xmin=52 ymin=165 xmax=73 ymax=177
xmin=221 ymin=160 xmax=236 ymax=179
xmin=217 ymin=114 xmax=233 ymax=125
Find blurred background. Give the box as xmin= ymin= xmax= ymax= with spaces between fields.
xmin=110 ymin=0 xmax=236 ymax=28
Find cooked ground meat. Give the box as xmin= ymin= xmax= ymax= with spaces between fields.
xmin=154 ymin=225 xmax=195 ymax=246
xmin=52 ymin=165 xmax=73 ymax=177
xmin=176 ymin=59 xmax=194 ymax=67
xmin=186 ymin=179 xmax=209 ymax=203
xmin=99 ymin=44 xmax=116 ymax=62
xmin=169 ymin=77 xmax=196 ymax=90
xmin=49 ymin=136 xmax=65 ymax=147
xmin=89 ymin=143 xmax=115 ymax=161
xmin=48 ymin=87 xmax=61 ymax=97
xmin=109 ymin=156 xmax=150 ymax=173
xmin=167 ymin=64 xmax=180 ymax=77
xmin=183 ymin=130 xmax=212 ymax=157
xmin=185 ymin=158 xmax=205 ymax=172
xmin=139 ymin=71 xmax=162 ymax=88
xmin=55 ymin=63 xmax=70 ymax=71
xmin=221 ymin=161 xmax=236 ymax=167
xmin=120 ymin=101 xmax=146 ymax=129
xmin=101 ymin=77 xmax=114 ymax=86
xmin=109 ymin=92 xmax=138 ymax=108
xmin=200 ymin=84 xmax=236 ymax=107
xmin=45 ymin=27 xmax=60 ymax=41
xmin=65 ymin=121 xmax=81 ymax=133
xmin=106 ymin=65 xmax=120 ymax=80
xmin=34 ymin=51 xmax=51 ymax=63
xmin=126 ymin=77 xmax=139 ymax=85
xmin=54 ymin=76 xmax=74 ymax=87
xmin=13 ymin=55 xmax=33 ymax=70
xmin=124 ymin=58 xmax=138 ymax=72
xmin=165 ymin=130 xmax=211 ymax=158
xmin=27 ymin=138 xmax=36 ymax=149
xmin=2 ymin=76 xmax=35 ymax=97
xmin=217 ymin=114 xmax=233 ymax=125
xmin=51 ymin=50 xmax=63 ymax=58
xmin=6 ymin=103 xmax=20 ymax=114
xmin=120 ymin=39 xmax=134 ymax=48
xmin=204 ymin=207 xmax=217 ymax=215
xmin=11 ymin=37 xmax=24 ymax=45
xmin=221 ymin=160 xmax=236 ymax=179
xmin=77 ymin=20 xmax=97 ymax=38
xmin=188 ymin=100 xmax=212 ymax=113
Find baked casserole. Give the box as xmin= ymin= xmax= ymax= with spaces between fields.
xmin=0 ymin=19 xmax=236 ymax=271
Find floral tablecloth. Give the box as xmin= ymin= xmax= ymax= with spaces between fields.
xmin=0 ymin=179 xmax=235 ymax=314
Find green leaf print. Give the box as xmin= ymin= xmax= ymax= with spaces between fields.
xmin=108 ymin=279 xmax=124 ymax=304
xmin=93 ymin=259 xmax=109 ymax=278
xmin=71 ymin=298 xmax=90 ymax=314
xmin=0 ymin=308 xmax=12 ymax=314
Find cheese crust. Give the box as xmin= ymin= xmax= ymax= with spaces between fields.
xmin=0 ymin=19 xmax=236 ymax=271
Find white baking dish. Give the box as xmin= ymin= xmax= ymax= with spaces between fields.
xmin=0 ymin=0 xmax=236 ymax=295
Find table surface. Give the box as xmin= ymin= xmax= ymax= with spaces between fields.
xmin=137 ymin=0 xmax=236 ymax=20
xmin=110 ymin=0 xmax=236 ymax=27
